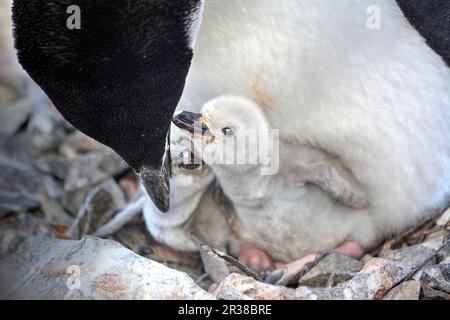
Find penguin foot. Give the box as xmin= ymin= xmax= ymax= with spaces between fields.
xmin=266 ymin=241 xmax=365 ymax=286
xmin=239 ymin=243 xmax=275 ymax=278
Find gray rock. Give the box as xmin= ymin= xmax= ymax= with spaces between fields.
xmin=420 ymin=264 xmax=450 ymax=300
xmin=0 ymin=98 xmax=32 ymax=138
xmin=437 ymin=208 xmax=450 ymax=228
xmin=35 ymin=155 xmax=69 ymax=180
xmin=382 ymin=244 xmax=437 ymax=274
xmin=0 ymin=191 xmax=39 ymax=218
xmin=382 ymin=281 xmax=421 ymax=300
xmin=59 ymin=131 xmax=110 ymax=158
xmin=0 ymin=236 xmax=214 ymax=300
xmin=0 ymin=157 xmax=42 ymax=217
xmin=0 ymin=229 xmax=28 ymax=259
xmin=26 ymin=112 xmax=67 ymax=152
xmin=437 ymin=234 xmax=450 ymax=263
xmin=39 ymin=194 xmax=73 ymax=225
xmin=64 ymin=151 xmax=126 ymax=192
xmin=298 ymin=252 xmax=363 ymax=287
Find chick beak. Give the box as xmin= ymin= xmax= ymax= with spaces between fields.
xmin=137 ymin=139 xmax=171 ymax=213
xmin=172 ymin=111 xmax=209 ymax=134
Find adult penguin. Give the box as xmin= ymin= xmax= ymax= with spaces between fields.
xmin=12 ymin=0 xmax=204 ymax=212
xmin=12 ymin=0 xmax=450 ymax=220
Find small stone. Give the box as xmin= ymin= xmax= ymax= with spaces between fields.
xmin=0 ymin=98 xmax=32 ymax=138
xmin=35 ymin=155 xmax=69 ymax=180
xmin=422 ymin=232 xmax=447 ymax=251
xmin=298 ymin=252 xmax=363 ymax=287
xmin=59 ymin=131 xmax=110 ymax=158
xmin=344 ymin=258 xmax=409 ymax=300
xmin=437 ymin=234 xmax=450 ymax=263
xmin=0 ymin=236 xmax=214 ymax=299
xmin=0 ymin=191 xmax=39 ymax=218
xmin=0 ymin=157 xmax=42 ymax=217
xmin=0 ymin=229 xmax=28 ymax=259
xmin=214 ymin=274 xmax=254 ymax=300
xmin=26 ymin=112 xmax=67 ymax=152
xmin=38 ymin=194 xmax=73 ymax=225
xmin=216 ymin=273 xmax=306 ymax=300
xmin=382 ymin=244 xmax=437 ymax=274
xmin=437 ymin=208 xmax=450 ymax=228
xmin=420 ymin=264 xmax=450 ymax=300
xmin=64 ymin=151 xmax=126 ymax=192
xmin=382 ymin=281 xmax=421 ymax=300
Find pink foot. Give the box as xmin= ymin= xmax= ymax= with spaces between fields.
xmin=239 ymin=243 xmax=275 ymax=277
xmin=266 ymin=241 xmax=364 ymax=286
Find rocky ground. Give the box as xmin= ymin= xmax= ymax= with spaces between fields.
xmin=0 ymin=52 xmax=449 ymax=300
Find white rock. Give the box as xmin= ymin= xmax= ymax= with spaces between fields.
xmin=437 ymin=208 xmax=450 ymax=227
xmin=0 ymin=236 xmax=214 ymax=300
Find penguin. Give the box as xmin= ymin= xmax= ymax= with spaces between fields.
xmin=173 ymin=1 xmax=450 ymax=280
xmin=93 ymin=125 xmax=235 ymax=282
xmin=12 ymin=0 xmax=450 ymax=215
xmin=11 ymin=0 xmax=205 ymax=212
xmin=174 ymin=95 xmax=377 ymax=282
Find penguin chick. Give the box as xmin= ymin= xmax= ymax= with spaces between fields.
xmin=174 ymin=95 xmax=376 ymax=280
xmin=94 ymin=126 xmax=234 ymax=282
xmin=142 ymin=126 xmax=237 ymax=283
xmin=142 ymin=128 xmax=221 ymax=253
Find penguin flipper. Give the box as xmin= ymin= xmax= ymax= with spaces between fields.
xmin=397 ymin=0 xmax=450 ymax=66
xmin=293 ymin=163 xmax=370 ymax=210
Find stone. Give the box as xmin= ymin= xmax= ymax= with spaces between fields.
xmin=437 ymin=234 xmax=450 ymax=263
xmin=64 ymin=151 xmax=126 ymax=192
xmin=39 ymin=194 xmax=74 ymax=225
xmin=420 ymin=264 xmax=450 ymax=300
xmin=59 ymin=131 xmax=110 ymax=158
xmin=0 ymin=98 xmax=32 ymax=138
xmin=215 ymin=273 xmax=314 ymax=300
xmin=26 ymin=112 xmax=67 ymax=152
xmin=213 ymin=273 xmax=323 ymax=300
xmin=298 ymin=252 xmax=363 ymax=287
xmin=0 ymin=236 xmax=214 ymax=300
xmin=343 ymin=258 xmax=409 ymax=300
xmin=382 ymin=281 xmax=421 ymax=300
xmin=0 ymin=156 xmax=42 ymax=217
xmin=35 ymin=155 xmax=69 ymax=180
xmin=0 ymin=229 xmax=28 ymax=259
xmin=381 ymin=244 xmax=437 ymax=274
xmin=437 ymin=208 xmax=450 ymax=228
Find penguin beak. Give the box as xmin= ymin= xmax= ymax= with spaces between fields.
xmin=173 ymin=112 xmax=209 ymax=134
xmin=137 ymin=139 xmax=171 ymax=213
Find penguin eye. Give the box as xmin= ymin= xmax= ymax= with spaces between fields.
xmin=222 ymin=127 xmax=234 ymax=136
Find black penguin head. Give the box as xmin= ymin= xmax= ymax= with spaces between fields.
xmin=12 ymin=0 xmax=204 ymax=212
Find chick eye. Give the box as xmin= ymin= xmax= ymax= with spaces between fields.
xmin=222 ymin=127 xmax=234 ymax=136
